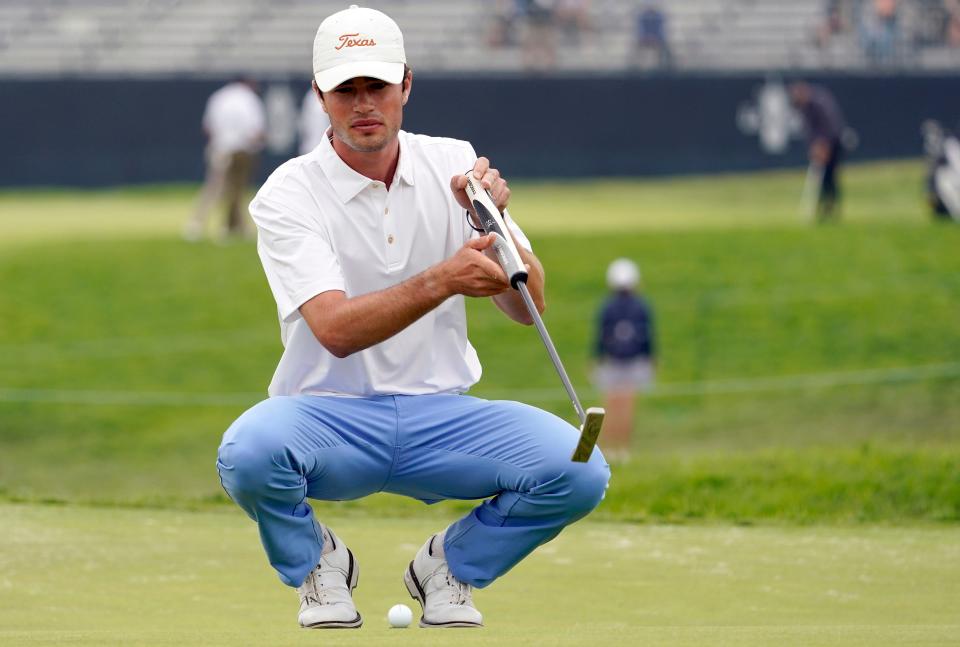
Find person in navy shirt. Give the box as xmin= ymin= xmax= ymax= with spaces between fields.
xmin=790 ymin=81 xmax=848 ymax=221
xmin=592 ymin=259 xmax=656 ymax=460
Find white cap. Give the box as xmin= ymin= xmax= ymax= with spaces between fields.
xmin=313 ymin=5 xmax=406 ymax=92
xmin=606 ymin=258 xmax=641 ymax=290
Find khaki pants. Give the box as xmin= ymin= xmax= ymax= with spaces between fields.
xmin=185 ymin=149 xmax=258 ymax=239
xmin=223 ymin=151 xmax=256 ymax=235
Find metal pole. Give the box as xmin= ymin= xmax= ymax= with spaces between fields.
xmin=516 ymin=281 xmax=587 ymax=425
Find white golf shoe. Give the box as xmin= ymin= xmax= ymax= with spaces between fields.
xmin=403 ymin=531 xmax=483 ymax=628
xmin=296 ymin=525 xmax=362 ymax=629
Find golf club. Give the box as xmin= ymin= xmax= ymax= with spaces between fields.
xmin=800 ymin=161 xmax=824 ymax=221
xmin=464 ymin=174 xmax=605 ymax=463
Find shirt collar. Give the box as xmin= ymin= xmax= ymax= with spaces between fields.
xmin=318 ymin=129 xmax=415 ymax=204
xmin=395 ymin=130 xmax=416 ymax=187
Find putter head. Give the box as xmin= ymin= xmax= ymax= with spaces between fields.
xmin=570 ymin=407 xmax=605 ymax=463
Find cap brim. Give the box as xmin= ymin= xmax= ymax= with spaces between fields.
xmin=314 ymin=61 xmax=405 ymax=92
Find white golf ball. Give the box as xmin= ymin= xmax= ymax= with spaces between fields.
xmin=387 ymin=603 xmax=412 ymax=628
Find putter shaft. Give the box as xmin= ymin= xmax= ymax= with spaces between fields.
xmin=516 ymin=281 xmax=587 ymax=425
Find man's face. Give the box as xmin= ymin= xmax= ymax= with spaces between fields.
xmin=319 ymin=74 xmax=410 ymax=153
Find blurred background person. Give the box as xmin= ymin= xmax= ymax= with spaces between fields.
xmin=516 ymin=0 xmax=558 ymax=70
xmin=554 ymin=0 xmax=591 ymax=47
xmin=858 ymin=0 xmax=902 ymax=65
xmin=815 ymin=0 xmax=855 ymax=49
xmin=913 ymin=0 xmax=952 ymax=48
xmin=632 ymin=2 xmax=672 ymax=70
xmin=947 ymin=0 xmax=960 ymax=46
xmin=923 ymin=120 xmax=960 ymax=221
xmin=592 ymin=259 xmax=656 ymax=461
xmin=184 ymin=78 xmax=266 ymax=242
xmin=298 ymin=85 xmax=330 ymax=156
xmin=487 ymin=0 xmax=519 ymax=47
xmin=790 ymin=80 xmax=848 ymax=222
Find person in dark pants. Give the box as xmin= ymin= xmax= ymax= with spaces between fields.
xmin=789 ymin=81 xmax=847 ymax=221
xmin=591 ymin=259 xmax=656 ymax=461
xmin=184 ymin=78 xmax=265 ymax=241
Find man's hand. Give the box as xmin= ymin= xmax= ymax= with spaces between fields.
xmin=810 ymin=139 xmax=830 ymax=166
xmin=436 ymin=234 xmax=511 ymax=297
xmin=450 ymin=156 xmax=511 ymax=227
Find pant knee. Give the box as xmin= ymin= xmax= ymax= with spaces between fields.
xmin=217 ymin=440 xmax=274 ymax=498
xmin=564 ymin=461 xmax=611 ymax=517
xmin=217 ymin=403 xmax=299 ymax=498
xmin=533 ymin=459 xmax=610 ymax=520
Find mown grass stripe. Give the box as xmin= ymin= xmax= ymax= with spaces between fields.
xmin=2 ymin=362 xmax=957 ymax=407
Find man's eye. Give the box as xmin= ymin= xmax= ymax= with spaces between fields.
xmin=335 ymin=87 xmax=353 ymax=94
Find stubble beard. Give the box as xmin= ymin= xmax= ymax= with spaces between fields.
xmin=333 ymin=123 xmax=397 ymax=153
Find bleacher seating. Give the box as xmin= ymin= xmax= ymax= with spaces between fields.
xmin=0 ymin=0 xmax=956 ymax=76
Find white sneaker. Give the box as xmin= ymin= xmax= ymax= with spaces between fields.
xmin=403 ymin=532 xmax=483 ymax=628
xmin=296 ymin=525 xmax=362 ymax=629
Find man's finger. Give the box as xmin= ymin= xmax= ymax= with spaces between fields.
xmin=480 ymin=167 xmax=500 ymax=190
xmin=466 ymin=233 xmax=496 ymax=250
xmin=490 ymin=183 xmax=510 ymax=210
xmin=481 ymin=258 xmax=510 ymax=284
xmin=472 ymin=156 xmax=490 ymax=179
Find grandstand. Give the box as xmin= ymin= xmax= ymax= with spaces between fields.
xmin=0 ymin=0 xmax=956 ymax=76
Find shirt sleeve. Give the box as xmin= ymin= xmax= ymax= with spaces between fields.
xmin=251 ymin=95 xmax=266 ymax=136
xmin=503 ymin=210 xmax=533 ymax=252
xmin=250 ymin=191 xmax=345 ymax=323
xmin=644 ymin=301 xmax=656 ymax=359
xmin=945 ymin=137 xmax=960 ymax=172
xmin=201 ymin=94 xmax=214 ymax=132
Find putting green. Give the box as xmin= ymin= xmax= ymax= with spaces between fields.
xmin=1 ymin=504 xmax=957 ymax=646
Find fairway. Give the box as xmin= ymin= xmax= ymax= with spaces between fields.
xmin=2 ymin=504 xmax=958 ymax=646
xmin=0 ymin=160 xmax=932 ymax=249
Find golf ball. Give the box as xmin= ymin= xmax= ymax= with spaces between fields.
xmin=388 ymin=603 xmax=412 ymax=628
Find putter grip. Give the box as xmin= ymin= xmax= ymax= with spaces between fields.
xmin=464 ymin=174 xmax=528 ymax=289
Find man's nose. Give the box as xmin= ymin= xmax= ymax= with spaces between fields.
xmin=352 ymin=89 xmax=374 ymax=111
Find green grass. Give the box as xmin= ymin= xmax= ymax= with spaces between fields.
xmin=2 ymin=160 xmax=959 ymax=645
xmin=1 ymin=159 xmax=958 ymax=523
xmin=0 ymin=160 xmax=930 ymax=248
xmin=1 ymin=503 xmax=958 ymax=646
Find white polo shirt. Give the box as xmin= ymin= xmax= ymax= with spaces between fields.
xmin=202 ymin=82 xmax=266 ymax=155
xmin=250 ymin=130 xmax=531 ymax=398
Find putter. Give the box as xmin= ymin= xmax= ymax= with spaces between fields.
xmin=800 ymin=161 xmax=824 ymax=221
xmin=464 ymin=174 xmax=605 ymax=463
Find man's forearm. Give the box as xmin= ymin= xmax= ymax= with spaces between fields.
xmin=303 ymin=267 xmax=450 ymax=358
xmin=489 ymin=236 xmax=546 ymax=324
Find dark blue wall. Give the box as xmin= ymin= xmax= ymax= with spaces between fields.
xmin=1 ymin=74 xmax=957 ymax=187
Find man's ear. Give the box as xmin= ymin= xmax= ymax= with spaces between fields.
xmin=401 ymin=70 xmax=413 ymax=106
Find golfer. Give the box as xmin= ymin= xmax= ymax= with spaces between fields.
xmin=216 ymin=4 xmax=609 ymax=630
xmin=789 ymin=81 xmax=847 ymax=221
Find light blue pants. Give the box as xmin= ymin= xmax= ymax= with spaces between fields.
xmin=217 ymin=394 xmax=610 ymax=589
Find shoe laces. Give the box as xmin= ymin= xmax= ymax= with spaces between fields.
xmin=442 ymin=568 xmax=473 ymax=607
xmin=300 ymin=563 xmax=331 ymax=607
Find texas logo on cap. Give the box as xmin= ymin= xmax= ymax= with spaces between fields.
xmin=335 ymin=33 xmax=377 ymax=50
xmin=313 ymin=5 xmax=406 ymax=92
